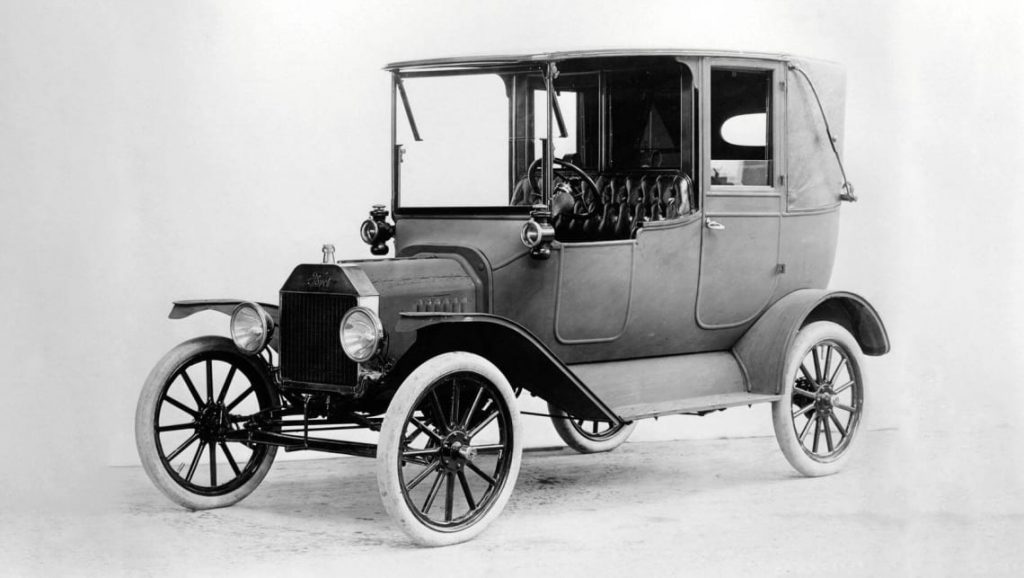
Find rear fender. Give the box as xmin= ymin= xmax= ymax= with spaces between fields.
xmin=733 ymin=290 xmax=890 ymax=395
xmin=390 ymin=313 xmax=620 ymax=423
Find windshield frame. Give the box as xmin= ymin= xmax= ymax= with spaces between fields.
xmin=390 ymin=64 xmax=551 ymax=217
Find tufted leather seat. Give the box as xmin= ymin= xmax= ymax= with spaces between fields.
xmin=513 ymin=172 xmax=695 ymax=242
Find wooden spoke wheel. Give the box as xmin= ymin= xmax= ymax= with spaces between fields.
xmin=772 ymin=322 xmax=866 ymax=477
xmin=377 ymin=352 xmax=522 ymax=546
xmin=135 ymin=336 xmax=278 ymax=509
xmin=548 ymin=403 xmax=636 ymax=453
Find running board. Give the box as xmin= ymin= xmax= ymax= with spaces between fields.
xmin=568 ymin=351 xmax=779 ymax=422
xmin=614 ymin=393 xmax=781 ymax=421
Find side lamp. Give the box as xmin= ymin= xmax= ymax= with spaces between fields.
xmin=360 ymin=204 xmax=396 ymax=256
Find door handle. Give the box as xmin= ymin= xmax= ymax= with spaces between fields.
xmin=705 ymin=218 xmax=725 ymax=231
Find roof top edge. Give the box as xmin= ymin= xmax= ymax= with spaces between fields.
xmin=383 ymin=48 xmax=840 ymax=71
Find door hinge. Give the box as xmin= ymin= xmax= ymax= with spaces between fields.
xmin=779 ymin=80 xmax=786 ymax=92
xmin=776 ymin=263 xmax=786 ymax=274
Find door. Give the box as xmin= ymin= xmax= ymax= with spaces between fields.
xmin=696 ymin=59 xmax=785 ymax=329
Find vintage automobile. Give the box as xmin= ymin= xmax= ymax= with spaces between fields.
xmin=135 ymin=49 xmax=890 ymax=546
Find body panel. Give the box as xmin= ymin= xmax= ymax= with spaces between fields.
xmin=570 ymin=351 xmax=749 ymax=417
xmin=733 ymin=289 xmax=890 ymax=396
xmin=169 ymin=299 xmax=279 ymax=323
xmin=393 ymin=312 xmax=619 ymax=421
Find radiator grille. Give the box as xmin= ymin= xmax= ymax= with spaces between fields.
xmin=280 ymin=292 xmax=358 ymax=386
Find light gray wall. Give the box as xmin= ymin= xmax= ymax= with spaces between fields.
xmin=2 ymin=0 xmax=1022 ymax=507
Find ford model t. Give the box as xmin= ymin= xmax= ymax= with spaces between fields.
xmin=136 ymin=50 xmax=890 ymax=545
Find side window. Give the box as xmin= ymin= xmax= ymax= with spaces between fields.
xmin=533 ymin=89 xmax=578 ymax=162
xmin=532 ymin=73 xmax=599 ymax=167
xmin=710 ymin=69 xmax=772 ymax=187
xmin=606 ymin=68 xmax=684 ymax=170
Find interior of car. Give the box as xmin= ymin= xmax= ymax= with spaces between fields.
xmin=507 ymin=57 xmax=698 ymax=242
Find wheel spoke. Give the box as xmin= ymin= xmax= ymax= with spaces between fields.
xmin=216 ymin=365 xmax=237 ymax=404
xmin=823 ymin=345 xmax=833 ymax=383
xmin=220 ymin=442 xmax=241 ymax=477
xmin=797 ymin=413 xmax=815 ymax=442
xmin=409 ymin=416 xmax=443 ymax=443
xmin=450 ymin=380 xmax=460 ymax=431
xmin=403 ymin=447 xmax=441 ymax=458
xmin=466 ymin=460 xmax=497 ymax=487
xmin=793 ymin=403 xmax=814 ymax=418
xmin=179 ymin=370 xmax=205 ymax=409
xmin=829 ymin=357 xmax=848 ymax=384
xmin=461 ymin=386 xmax=485 ymax=429
xmin=793 ymin=388 xmax=816 ymax=399
xmin=403 ymin=425 xmax=424 ymax=447
xmin=833 ymin=380 xmax=855 ymax=395
xmin=406 ymin=460 xmax=440 ymax=491
xmin=829 ymin=411 xmax=848 ymax=438
xmin=591 ymin=421 xmax=599 ymax=435
xmin=799 ymin=363 xmax=816 ymax=385
xmin=834 ymin=402 xmax=855 ymax=413
xmin=812 ymin=416 xmax=822 ymax=452
xmin=225 ymin=385 xmax=254 ymax=412
xmin=205 ymin=359 xmax=214 ymax=403
xmin=470 ymin=444 xmax=504 ymax=453
xmin=209 ymin=442 xmax=217 ymax=486
xmin=444 ymin=472 xmax=455 ymax=522
xmin=165 ymin=432 xmax=199 ymax=462
xmin=467 ymin=410 xmax=498 ymax=439
xmin=164 ymin=396 xmax=199 ymax=418
xmin=457 ymin=470 xmax=477 ymax=510
xmin=186 ymin=441 xmax=206 ymax=483
xmin=823 ymin=418 xmax=834 ymax=452
xmin=157 ymin=422 xmax=195 ymax=432
xmin=422 ymin=470 xmax=445 ymax=514
xmin=430 ymin=390 xmax=449 ymax=434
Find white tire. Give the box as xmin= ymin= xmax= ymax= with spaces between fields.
xmin=772 ymin=322 xmax=866 ymax=477
xmin=548 ymin=403 xmax=636 ymax=453
xmin=135 ymin=336 xmax=278 ymax=509
xmin=377 ymin=352 xmax=523 ymax=546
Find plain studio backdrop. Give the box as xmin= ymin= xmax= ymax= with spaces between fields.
xmin=2 ymin=0 xmax=1022 ymax=552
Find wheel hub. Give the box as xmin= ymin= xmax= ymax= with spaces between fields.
xmin=814 ymin=384 xmax=835 ymax=414
xmin=439 ymin=432 xmax=473 ymax=472
xmin=196 ymin=402 xmax=228 ymax=442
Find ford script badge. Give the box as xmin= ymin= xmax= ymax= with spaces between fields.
xmin=305 ymin=272 xmax=332 ymax=289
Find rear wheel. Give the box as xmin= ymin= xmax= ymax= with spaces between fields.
xmin=135 ymin=336 xmax=278 ymax=509
xmin=377 ymin=352 xmax=522 ymax=546
xmin=772 ymin=322 xmax=866 ymax=477
xmin=548 ymin=403 xmax=636 ymax=453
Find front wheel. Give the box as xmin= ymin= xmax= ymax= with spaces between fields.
xmin=772 ymin=322 xmax=866 ymax=477
xmin=548 ymin=403 xmax=636 ymax=453
xmin=135 ymin=336 xmax=279 ymax=509
xmin=376 ymin=352 xmax=523 ymax=546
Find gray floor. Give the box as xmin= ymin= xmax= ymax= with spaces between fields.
xmin=5 ymin=428 xmax=1022 ymax=576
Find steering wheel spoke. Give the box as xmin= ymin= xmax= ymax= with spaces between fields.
xmin=527 ymin=157 xmax=600 ymax=219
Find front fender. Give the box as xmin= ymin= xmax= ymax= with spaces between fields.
xmin=733 ymin=289 xmax=890 ymax=395
xmin=169 ymin=299 xmax=281 ymax=351
xmin=169 ymin=299 xmax=280 ymax=324
xmin=391 ymin=312 xmax=620 ymax=422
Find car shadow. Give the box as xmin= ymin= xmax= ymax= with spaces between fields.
xmin=122 ymin=438 xmax=805 ymax=551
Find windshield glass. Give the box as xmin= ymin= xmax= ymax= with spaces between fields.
xmin=394 ymin=58 xmax=693 ymax=212
xmin=396 ymin=72 xmax=532 ymax=209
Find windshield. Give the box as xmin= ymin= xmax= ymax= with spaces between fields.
xmin=396 ymin=72 xmax=520 ymax=208
xmin=393 ymin=58 xmax=693 ymax=212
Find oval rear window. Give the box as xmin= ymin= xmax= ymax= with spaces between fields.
xmin=720 ymin=113 xmax=767 ymax=147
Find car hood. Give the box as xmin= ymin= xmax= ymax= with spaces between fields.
xmin=280 ymin=256 xmax=481 ymax=348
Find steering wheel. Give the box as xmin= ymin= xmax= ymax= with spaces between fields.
xmin=527 ymin=157 xmax=600 ymax=219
